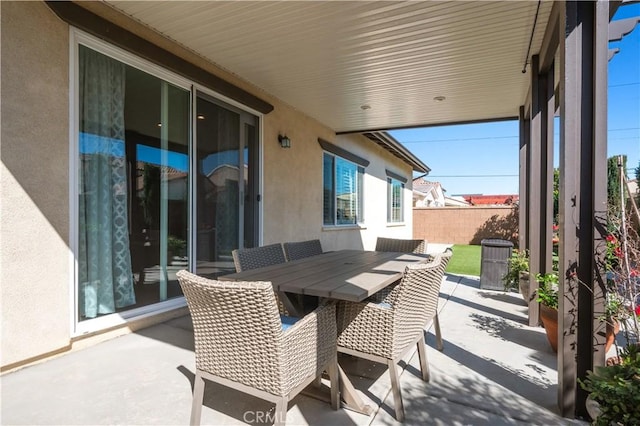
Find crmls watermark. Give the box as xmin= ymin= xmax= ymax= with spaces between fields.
xmin=243 ymin=409 xmax=287 ymax=424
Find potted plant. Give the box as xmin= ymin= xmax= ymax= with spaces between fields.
xmin=603 ymin=293 xmax=626 ymax=353
xmin=536 ymin=272 xmax=559 ymax=352
xmin=167 ymin=235 xmax=186 ymax=264
xmin=580 ymin=343 xmax=640 ymax=425
xmin=579 ymin=158 xmax=640 ymax=423
xmin=503 ymin=249 xmax=530 ymax=300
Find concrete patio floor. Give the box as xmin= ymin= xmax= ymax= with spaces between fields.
xmin=1 ymin=273 xmax=587 ymax=425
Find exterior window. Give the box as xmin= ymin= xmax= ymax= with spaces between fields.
xmin=387 ymin=178 xmax=404 ymax=223
xmin=323 ymin=153 xmax=364 ymax=225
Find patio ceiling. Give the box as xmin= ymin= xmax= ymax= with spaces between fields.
xmin=105 ymin=1 xmax=553 ymax=133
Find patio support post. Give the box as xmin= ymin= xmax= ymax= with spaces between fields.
xmin=557 ymin=0 xmax=608 ymax=417
xmin=518 ymin=106 xmax=530 ymax=254
xmin=528 ymin=54 xmax=551 ymax=327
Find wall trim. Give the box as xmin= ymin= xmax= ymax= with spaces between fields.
xmin=385 ymin=169 xmax=407 ymax=183
xmin=318 ymin=138 xmax=370 ymax=167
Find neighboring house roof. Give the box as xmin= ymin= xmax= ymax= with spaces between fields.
xmin=361 ymin=132 xmax=430 ymax=173
xmin=444 ymin=196 xmax=470 ymax=207
xmin=413 ymin=178 xmax=442 ymax=194
xmin=412 ymin=177 xmax=446 ymax=207
xmin=461 ymin=194 xmax=519 ymax=206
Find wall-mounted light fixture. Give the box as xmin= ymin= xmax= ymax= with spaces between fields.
xmin=278 ymin=134 xmax=291 ymax=148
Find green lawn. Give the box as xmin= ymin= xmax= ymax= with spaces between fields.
xmin=446 ymin=244 xmax=481 ymax=276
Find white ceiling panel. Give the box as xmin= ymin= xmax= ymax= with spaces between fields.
xmin=106 ymin=1 xmax=553 ymax=132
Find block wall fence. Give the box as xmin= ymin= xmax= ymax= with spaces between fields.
xmin=413 ymin=206 xmax=519 ymax=247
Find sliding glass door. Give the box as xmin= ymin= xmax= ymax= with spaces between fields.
xmin=195 ymin=92 xmax=260 ymax=278
xmin=76 ymin=42 xmax=260 ymax=325
xmin=77 ymin=45 xmax=190 ymax=321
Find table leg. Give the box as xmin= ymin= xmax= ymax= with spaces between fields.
xmin=301 ymin=364 xmax=374 ymax=415
xmin=337 ymin=364 xmax=374 ymax=415
xmin=276 ymin=291 xmax=304 ymax=317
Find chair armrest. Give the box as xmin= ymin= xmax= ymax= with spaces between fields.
xmin=368 ymin=280 xmax=401 ymax=305
xmin=336 ymin=300 xmax=395 ymax=358
xmin=280 ymin=301 xmax=337 ymax=393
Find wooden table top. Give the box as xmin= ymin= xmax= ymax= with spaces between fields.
xmin=218 ymin=249 xmax=431 ymax=302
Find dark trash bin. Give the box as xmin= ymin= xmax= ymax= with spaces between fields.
xmin=480 ymin=239 xmax=514 ymax=291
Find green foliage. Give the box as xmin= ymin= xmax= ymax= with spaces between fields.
xmin=503 ymin=249 xmax=529 ymax=290
xmin=604 ymin=292 xmax=629 ymax=323
xmin=553 ymin=168 xmax=559 ymax=224
xmin=535 ymin=272 xmax=558 ymax=309
xmin=167 ymin=235 xmax=186 ymax=256
xmin=580 ymin=344 xmax=640 ymax=426
xmin=607 ymin=155 xmax=627 ymax=218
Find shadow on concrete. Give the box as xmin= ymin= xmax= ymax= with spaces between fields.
xmin=411 ymin=340 xmax=561 ymax=424
xmin=134 ymin=317 xmax=195 ymax=352
xmin=446 ymin=294 xmax=527 ymax=325
xmin=476 ymin=290 xmax=528 ymax=307
xmin=446 ymin=274 xmax=481 ymax=289
xmin=178 ymin=365 xmax=359 ymax=426
xmin=468 ymin=313 xmax=556 ymax=369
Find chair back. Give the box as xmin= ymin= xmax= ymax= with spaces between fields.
xmin=283 ymin=239 xmax=323 ymax=261
xmin=177 ymin=270 xmax=285 ymax=394
xmin=232 ymin=243 xmax=286 ymax=272
xmin=375 ymin=237 xmax=427 ymax=254
xmin=434 ymin=249 xmax=453 ymax=277
xmin=390 ymin=255 xmax=446 ymax=355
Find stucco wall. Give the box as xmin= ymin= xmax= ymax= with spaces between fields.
xmin=1 ymin=1 xmax=71 ymax=367
xmin=262 ymin=107 xmax=414 ymax=251
xmin=0 ymin=1 xmax=415 ymax=368
xmin=413 ymin=206 xmax=518 ymax=246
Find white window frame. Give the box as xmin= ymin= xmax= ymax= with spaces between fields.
xmin=387 ymin=177 xmax=405 ymax=224
xmin=322 ymin=152 xmax=364 ymax=227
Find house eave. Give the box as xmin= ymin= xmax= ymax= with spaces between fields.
xmin=359 ymin=131 xmax=430 ymax=174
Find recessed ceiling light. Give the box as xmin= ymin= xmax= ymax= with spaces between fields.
xmin=360 ymin=104 xmax=371 ymax=110
xmin=197 ymin=114 xmax=205 ymax=120
xmin=433 ymin=96 xmax=446 ymax=102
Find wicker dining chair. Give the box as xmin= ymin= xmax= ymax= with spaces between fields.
xmin=232 ymin=243 xmax=287 ymax=272
xmin=283 ymin=239 xmax=323 ymax=261
xmin=375 ymin=237 xmax=428 ymax=254
xmin=370 ymin=249 xmax=452 ymax=351
xmin=336 ymin=253 xmax=448 ymax=421
xmin=177 ymin=270 xmax=339 ymax=426
xmin=232 ymin=243 xmax=289 ymax=314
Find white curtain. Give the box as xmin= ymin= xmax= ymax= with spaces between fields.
xmin=78 ymin=46 xmax=135 ymax=318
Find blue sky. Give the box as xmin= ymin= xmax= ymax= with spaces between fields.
xmin=391 ymin=4 xmax=640 ymax=196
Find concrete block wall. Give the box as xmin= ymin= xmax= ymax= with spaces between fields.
xmin=413 ymin=206 xmax=518 ymax=246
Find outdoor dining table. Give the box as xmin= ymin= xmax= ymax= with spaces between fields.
xmin=219 ymin=248 xmax=431 ymax=414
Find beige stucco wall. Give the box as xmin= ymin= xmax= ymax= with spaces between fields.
xmin=262 ymin=103 xmax=414 ymax=251
xmin=1 ymin=1 xmax=71 ymax=367
xmin=1 ymin=1 xmax=415 ymax=368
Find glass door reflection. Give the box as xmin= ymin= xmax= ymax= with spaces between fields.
xmin=195 ymin=93 xmax=259 ymax=278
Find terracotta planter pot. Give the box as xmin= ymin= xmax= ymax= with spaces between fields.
xmin=605 ymin=320 xmax=620 ymax=353
xmin=539 ymin=304 xmax=558 ymax=353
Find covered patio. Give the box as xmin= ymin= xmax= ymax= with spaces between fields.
xmin=2 ymin=1 xmax=633 ymax=421
xmin=1 ymin=270 xmax=582 ymax=425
